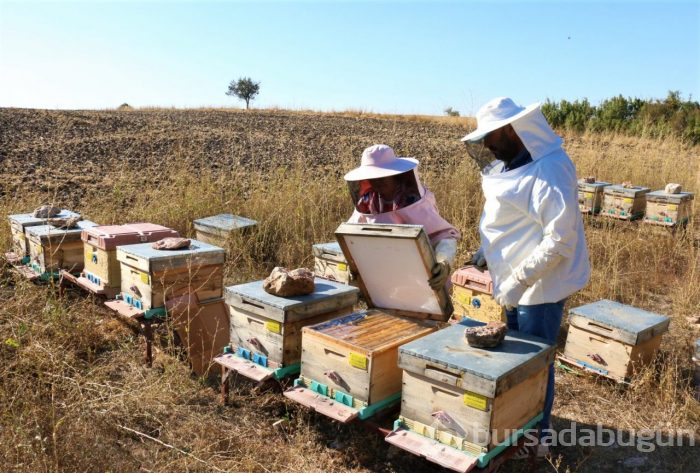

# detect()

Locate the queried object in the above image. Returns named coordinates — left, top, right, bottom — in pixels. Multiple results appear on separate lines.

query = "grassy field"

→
left=0, top=108, right=698, bottom=472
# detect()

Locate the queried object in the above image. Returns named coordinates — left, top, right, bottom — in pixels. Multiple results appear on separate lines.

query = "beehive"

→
left=451, top=266, right=504, bottom=323
left=7, top=209, right=80, bottom=264
left=284, top=223, right=452, bottom=422
left=222, top=278, right=359, bottom=381
left=193, top=214, right=257, bottom=247
left=112, top=240, right=225, bottom=318
left=643, top=190, right=694, bottom=227
left=78, top=223, right=180, bottom=296
left=26, top=220, right=98, bottom=278
left=312, top=241, right=355, bottom=285
left=601, top=184, right=650, bottom=220
left=386, top=319, right=554, bottom=468
left=577, top=179, right=610, bottom=214
left=562, top=300, right=669, bottom=382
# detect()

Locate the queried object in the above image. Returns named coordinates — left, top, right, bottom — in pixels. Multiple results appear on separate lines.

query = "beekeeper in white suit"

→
left=344, top=144, right=461, bottom=289
left=462, top=97, right=591, bottom=457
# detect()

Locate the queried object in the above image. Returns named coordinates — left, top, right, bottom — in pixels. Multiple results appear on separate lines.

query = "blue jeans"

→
left=505, top=299, right=565, bottom=440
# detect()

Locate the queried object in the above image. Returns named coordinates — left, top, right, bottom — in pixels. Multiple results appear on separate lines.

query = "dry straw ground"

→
left=0, top=108, right=698, bottom=472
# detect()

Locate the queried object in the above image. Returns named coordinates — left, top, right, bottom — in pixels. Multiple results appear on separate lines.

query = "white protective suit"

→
left=480, top=108, right=591, bottom=306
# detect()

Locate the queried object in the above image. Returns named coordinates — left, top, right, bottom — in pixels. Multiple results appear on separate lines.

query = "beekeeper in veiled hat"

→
left=344, top=144, right=461, bottom=289
left=461, top=97, right=591, bottom=457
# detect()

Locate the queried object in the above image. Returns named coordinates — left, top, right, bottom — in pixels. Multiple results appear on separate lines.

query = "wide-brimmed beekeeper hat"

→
left=344, top=144, right=418, bottom=181
left=461, top=97, right=541, bottom=143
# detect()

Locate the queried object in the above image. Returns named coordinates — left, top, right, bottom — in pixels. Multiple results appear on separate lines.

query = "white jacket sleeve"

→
left=513, top=170, right=579, bottom=287
left=434, top=238, right=458, bottom=266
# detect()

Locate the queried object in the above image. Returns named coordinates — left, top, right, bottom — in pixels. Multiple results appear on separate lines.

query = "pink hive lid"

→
left=82, top=222, right=179, bottom=250
left=451, top=266, right=494, bottom=294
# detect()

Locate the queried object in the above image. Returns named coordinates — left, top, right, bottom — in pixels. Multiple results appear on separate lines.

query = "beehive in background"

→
left=7, top=209, right=80, bottom=264
left=601, top=184, right=650, bottom=220
left=451, top=266, right=505, bottom=323
left=26, top=220, right=98, bottom=278
left=643, top=190, right=694, bottom=227
left=577, top=179, right=610, bottom=214
left=285, top=224, right=452, bottom=422
left=312, top=241, right=356, bottom=285
left=114, top=240, right=225, bottom=318
left=387, top=319, right=554, bottom=461
left=222, top=278, right=359, bottom=381
left=79, top=223, right=179, bottom=297
left=562, top=300, right=669, bottom=382
left=193, top=214, right=257, bottom=247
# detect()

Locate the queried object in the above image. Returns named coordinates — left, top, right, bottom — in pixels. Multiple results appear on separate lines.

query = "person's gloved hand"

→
left=470, top=247, right=487, bottom=268
left=494, top=274, right=527, bottom=310
left=428, top=261, right=451, bottom=290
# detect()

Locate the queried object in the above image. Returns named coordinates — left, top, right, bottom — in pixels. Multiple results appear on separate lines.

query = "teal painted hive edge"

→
left=292, top=378, right=401, bottom=420
left=273, top=363, right=301, bottom=380
left=30, top=263, right=61, bottom=281
left=392, top=412, right=544, bottom=468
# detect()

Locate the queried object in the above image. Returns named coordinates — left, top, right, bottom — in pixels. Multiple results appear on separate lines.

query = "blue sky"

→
left=1, top=1, right=698, bottom=115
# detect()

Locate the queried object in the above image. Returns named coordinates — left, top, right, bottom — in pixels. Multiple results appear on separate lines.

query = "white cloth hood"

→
left=511, top=108, right=564, bottom=161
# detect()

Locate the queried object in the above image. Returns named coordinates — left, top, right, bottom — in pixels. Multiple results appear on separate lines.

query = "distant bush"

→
left=541, top=91, right=700, bottom=144
left=117, top=103, right=133, bottom=111
left=444, top=107, right=460, bottom=117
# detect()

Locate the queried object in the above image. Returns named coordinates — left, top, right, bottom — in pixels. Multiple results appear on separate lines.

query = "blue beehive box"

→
left=392, top=319, right=554, bottom=455
left=563, top=299, right=669, bottom=381
left=221, top=278, right=359, bottom=381
left=193, top=214, right=257, bottom=247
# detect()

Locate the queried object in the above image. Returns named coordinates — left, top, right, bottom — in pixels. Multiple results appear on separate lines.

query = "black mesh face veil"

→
left=463, top=139, right=498, bottom=172
left=348, top=170, right=421, bottom=214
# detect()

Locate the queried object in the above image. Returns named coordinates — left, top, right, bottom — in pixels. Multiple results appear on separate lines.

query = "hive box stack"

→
left=451, top=266, right=504, bottom=324
left=77, top=223, right=180, bottom=297
left=577, top=179, right=610, bottom=214
left=193, top=214, right=257, bottom=247
left=106, top=240, right=225, bottom=319
left=284, top=223, right=453, bottom=422
left=561, top=300, right=669, bottom=382
left=601, top=184, right=650, bottom=220
left=6, top=209, right=80, bottom=265
left=26, top=220, right=98, bottom=279
left=312, top=241, right=356, bottom=285
left=643, top=190, right=694, bottom=227
left=386, top=319, right=554, bottom=471
left=219, top=278, right=359, bottom=381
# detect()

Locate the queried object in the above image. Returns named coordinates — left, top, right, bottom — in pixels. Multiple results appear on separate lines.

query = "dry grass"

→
left=0, top=108, right=698, bottom=472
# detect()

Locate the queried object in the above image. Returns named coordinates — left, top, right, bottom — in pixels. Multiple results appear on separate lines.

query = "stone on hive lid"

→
left=621, top=181, right=634, bottom=188
left=47, top=216, right=82, bottom=229
left=33, top=205, right=61, bottom=218
left=151, top=237, right=191, bottom=250
left=583, top=176, right=596, bottom=184
left=263, top=267, right=315, bottom=297
left=664, top=183, right=682, bottom=194
left=464, top=321, right=507, bottom=348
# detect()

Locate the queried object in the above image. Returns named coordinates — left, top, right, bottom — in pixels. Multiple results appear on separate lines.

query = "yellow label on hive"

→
left=463, top=391, right=488, bottom=411
left=265, top=320, right=281, bottom=334
left=140, top=272, right=149, bottom=284
left=623, top=198, right=634, bottom=203
left=349, top=352, right=368, bottom=370
left=668, top=204, right=678, bottom=210
left=337, top=263, right=348, bottom=271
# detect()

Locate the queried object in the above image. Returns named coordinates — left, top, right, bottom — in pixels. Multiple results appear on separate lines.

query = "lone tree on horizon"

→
left=226, top=77, right=260, bottom=109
